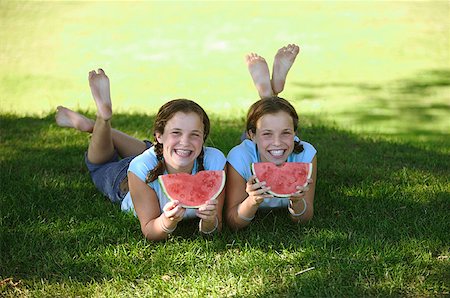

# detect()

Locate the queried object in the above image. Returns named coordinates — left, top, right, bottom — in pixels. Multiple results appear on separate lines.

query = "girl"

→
left=56, top=69, right=226, bottom=241
left=225, top=44, right=317, bottom=230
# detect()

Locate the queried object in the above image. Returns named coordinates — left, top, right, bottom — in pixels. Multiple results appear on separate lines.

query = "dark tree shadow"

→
left=1, top=110, right=448, bottom=295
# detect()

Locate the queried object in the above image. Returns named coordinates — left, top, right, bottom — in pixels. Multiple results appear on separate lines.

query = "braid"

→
left=145, top=142, right=166, bottom=183
left=196, top=147, right=205, bottom=172
left=293, top=139, right=304, bottom=154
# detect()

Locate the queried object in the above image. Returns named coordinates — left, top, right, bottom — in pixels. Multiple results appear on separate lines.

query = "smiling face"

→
left=155, top=111, right=204, bottom=174
left=249, top=111, right=295, bottom=165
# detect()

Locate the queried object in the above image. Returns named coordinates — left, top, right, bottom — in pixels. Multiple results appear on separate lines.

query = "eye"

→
left=171, top=131, right=181, bottom=136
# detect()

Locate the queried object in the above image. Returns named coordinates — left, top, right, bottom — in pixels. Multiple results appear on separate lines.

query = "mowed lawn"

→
left=1, top=1, right=449, bottom=297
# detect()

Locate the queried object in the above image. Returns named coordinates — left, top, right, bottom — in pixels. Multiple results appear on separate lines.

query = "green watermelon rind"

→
left=158, top=170, right=226, bottom=209
left=251, top=162, right=312, bottom=198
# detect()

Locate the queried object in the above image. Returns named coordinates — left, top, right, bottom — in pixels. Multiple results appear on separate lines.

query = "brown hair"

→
left=145, top=99, right=210, bottom=183
left=246, top=96, right=303, bottom=153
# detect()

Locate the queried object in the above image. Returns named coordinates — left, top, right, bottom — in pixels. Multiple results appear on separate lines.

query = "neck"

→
left=165, top=162, right=195, bottom=175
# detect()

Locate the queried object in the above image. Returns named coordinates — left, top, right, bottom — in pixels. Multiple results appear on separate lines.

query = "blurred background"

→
left=1, top=1, right=449, bottom=142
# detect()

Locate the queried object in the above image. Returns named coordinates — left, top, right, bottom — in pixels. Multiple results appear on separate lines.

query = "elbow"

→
left=224, top=212, right=244, bottom=232
left=141, top=225, right=167, bottom=242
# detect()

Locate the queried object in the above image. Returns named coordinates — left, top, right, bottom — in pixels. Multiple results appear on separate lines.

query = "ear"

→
left=248, top=130, right=255, bottom=142
left=155, top=132, right=163, bottom=144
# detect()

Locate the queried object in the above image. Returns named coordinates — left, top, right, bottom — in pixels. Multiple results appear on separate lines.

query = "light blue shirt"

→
left=227, top=138, right=317, bottom=209
left=121, top=146, right=226, bottom=218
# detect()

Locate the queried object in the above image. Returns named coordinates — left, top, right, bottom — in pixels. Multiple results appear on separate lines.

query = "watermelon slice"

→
left=251, top=162, right=312, bottom=197
left=158, top=170, right=225, bottom=208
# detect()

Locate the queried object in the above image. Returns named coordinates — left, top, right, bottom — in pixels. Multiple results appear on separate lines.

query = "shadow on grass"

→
left=292, top=68, right=450, bottom=148
left=1, top=111, right=449, bottom=295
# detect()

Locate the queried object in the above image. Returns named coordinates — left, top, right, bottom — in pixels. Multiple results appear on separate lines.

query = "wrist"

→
left=160, top=214, right=177, bottom=234
left=288, top=198, right=307, bottom=217
left=199, top=216, right=218, bottom=234
left=237, top=202, right=256, bottom=222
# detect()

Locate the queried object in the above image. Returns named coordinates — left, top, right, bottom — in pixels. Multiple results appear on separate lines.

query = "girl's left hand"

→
left=289, top=178, right=313, bottom=203
left=196, top=199, right=218, bottom=224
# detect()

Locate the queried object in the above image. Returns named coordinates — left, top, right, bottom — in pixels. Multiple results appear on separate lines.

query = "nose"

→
left=273, top=135, right=281, bottom=146
left=179, top=133, right=189, bottom=145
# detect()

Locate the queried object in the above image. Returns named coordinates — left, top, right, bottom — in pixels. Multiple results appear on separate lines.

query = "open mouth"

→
left=268, top=149, right=285, bottom=158
left=174, top=149, right=193, bottom=158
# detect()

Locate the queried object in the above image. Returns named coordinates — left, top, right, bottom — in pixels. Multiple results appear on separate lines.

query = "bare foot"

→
left=89, top=69, right=112, bottom=120
left=55, top=106, right=94, bottom=132
left=271, top=44, right=300, bottom=95
left=246, top=53, right=273, bottom=98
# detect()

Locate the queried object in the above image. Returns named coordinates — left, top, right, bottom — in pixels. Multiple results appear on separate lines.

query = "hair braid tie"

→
left=293, top=140, right=304, bottom=154
left=196, top=147, right=205, bottom=172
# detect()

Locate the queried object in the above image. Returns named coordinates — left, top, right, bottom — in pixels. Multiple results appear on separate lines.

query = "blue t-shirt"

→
left=121, top=146, right=226, bottom=218
left=227, top=138, right=317, bottom=209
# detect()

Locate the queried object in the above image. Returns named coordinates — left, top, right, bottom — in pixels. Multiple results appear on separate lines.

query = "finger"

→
left=290, top=192, right=305, bottom=198
left=198, top=205, right=216, bottom=212
left=247, top=181, right=267, bottom=193
left=163, top=200, right=180, bottom=212
left=295, top=185, right=309, bottom=193
left=173, top=208, right=185, bottom=220
left=247, top=175, right=259, bottom=184
left=251, top=187, right=272, bottom=196
left=203, top=200, right=218, bottom=208
left=165, top=205, right=182, bottom=218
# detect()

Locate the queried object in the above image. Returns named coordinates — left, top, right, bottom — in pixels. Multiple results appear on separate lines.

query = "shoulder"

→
left=128, top=147, right=158, bottom=181
left=227, top=139, right=256, bottom=162
left=203, top=146, right=226, bottom=170
left=204, top=146, right=226, bottom=159
left=300, top=140, right=316, bottom=155
left=226, top=140, right=256, bottom=180
left=290, top=140, right=317, bottom=163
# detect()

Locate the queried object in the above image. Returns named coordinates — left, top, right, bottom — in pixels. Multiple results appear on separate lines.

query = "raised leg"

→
left=56, top=106, right=94, bottom=132
left=246, top=53, right=273, bottom=99
left=271, top=44, right=300, bottom=95
left=86, top=69, right=115, bottom=164
left=56, top=105, right=148, bottom=158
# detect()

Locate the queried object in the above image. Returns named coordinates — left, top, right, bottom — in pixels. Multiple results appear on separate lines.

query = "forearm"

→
left=226, top=196, right=260, bottom=231
left=199, top=216, right=221, bottom=234
left=141, top=214, right=178, bottom=241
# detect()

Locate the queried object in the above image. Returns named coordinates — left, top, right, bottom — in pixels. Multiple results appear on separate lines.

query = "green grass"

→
left=1, top=112, right=449, bottom=297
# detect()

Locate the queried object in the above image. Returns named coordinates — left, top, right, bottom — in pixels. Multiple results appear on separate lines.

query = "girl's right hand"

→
left=162, top=200, right=185, bottom=223
left=246, top=175, right=273, bottom=205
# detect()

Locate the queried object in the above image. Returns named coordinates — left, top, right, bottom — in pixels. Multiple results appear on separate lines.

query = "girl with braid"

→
left=225, top=44, right=317, bottom=230
left=56, top=69, right=226, bottom=241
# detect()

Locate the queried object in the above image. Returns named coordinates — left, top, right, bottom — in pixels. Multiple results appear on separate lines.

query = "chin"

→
left=266, top=156, right=287, bottom=165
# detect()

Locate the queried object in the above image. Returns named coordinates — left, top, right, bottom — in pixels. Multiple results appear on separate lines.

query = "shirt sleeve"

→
left=226, top=140, right=254, bottom=181
left=298, top=141, right=317, bottom=162
left=127, top=148, right=158, bottom=184
left=203, top=147, right=226, bottom=170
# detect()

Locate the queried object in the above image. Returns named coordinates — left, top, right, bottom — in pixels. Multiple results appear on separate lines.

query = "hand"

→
left=289, top=178, right=313, bottom=204
left=196, top=199, right=218, bottom=224
left=162, top=200, right=185, bottom=224
left=246, top=175, right=273, bottom=206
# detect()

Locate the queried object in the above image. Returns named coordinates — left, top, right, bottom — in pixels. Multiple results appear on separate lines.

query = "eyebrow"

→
left=170, top=128, right=203, bottom=134
left=259, top=128, right=293, bottom=132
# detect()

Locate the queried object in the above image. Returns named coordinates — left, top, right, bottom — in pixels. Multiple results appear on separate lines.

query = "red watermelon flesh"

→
left=158, top=170, right=225, bottom=208
left=251, top=162, right=312, bottom=197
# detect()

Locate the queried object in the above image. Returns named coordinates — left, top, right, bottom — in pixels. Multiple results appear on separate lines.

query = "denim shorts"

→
left=85, top=140, right=152, bottom=204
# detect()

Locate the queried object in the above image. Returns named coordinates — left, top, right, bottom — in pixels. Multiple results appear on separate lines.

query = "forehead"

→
left=166, top=111, right=203, bottom=130
left=256, top=111, right=294, bottom=130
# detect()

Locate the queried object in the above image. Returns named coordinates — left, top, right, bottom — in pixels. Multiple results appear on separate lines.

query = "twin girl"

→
left=56, top=44, right=317, bottom=241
